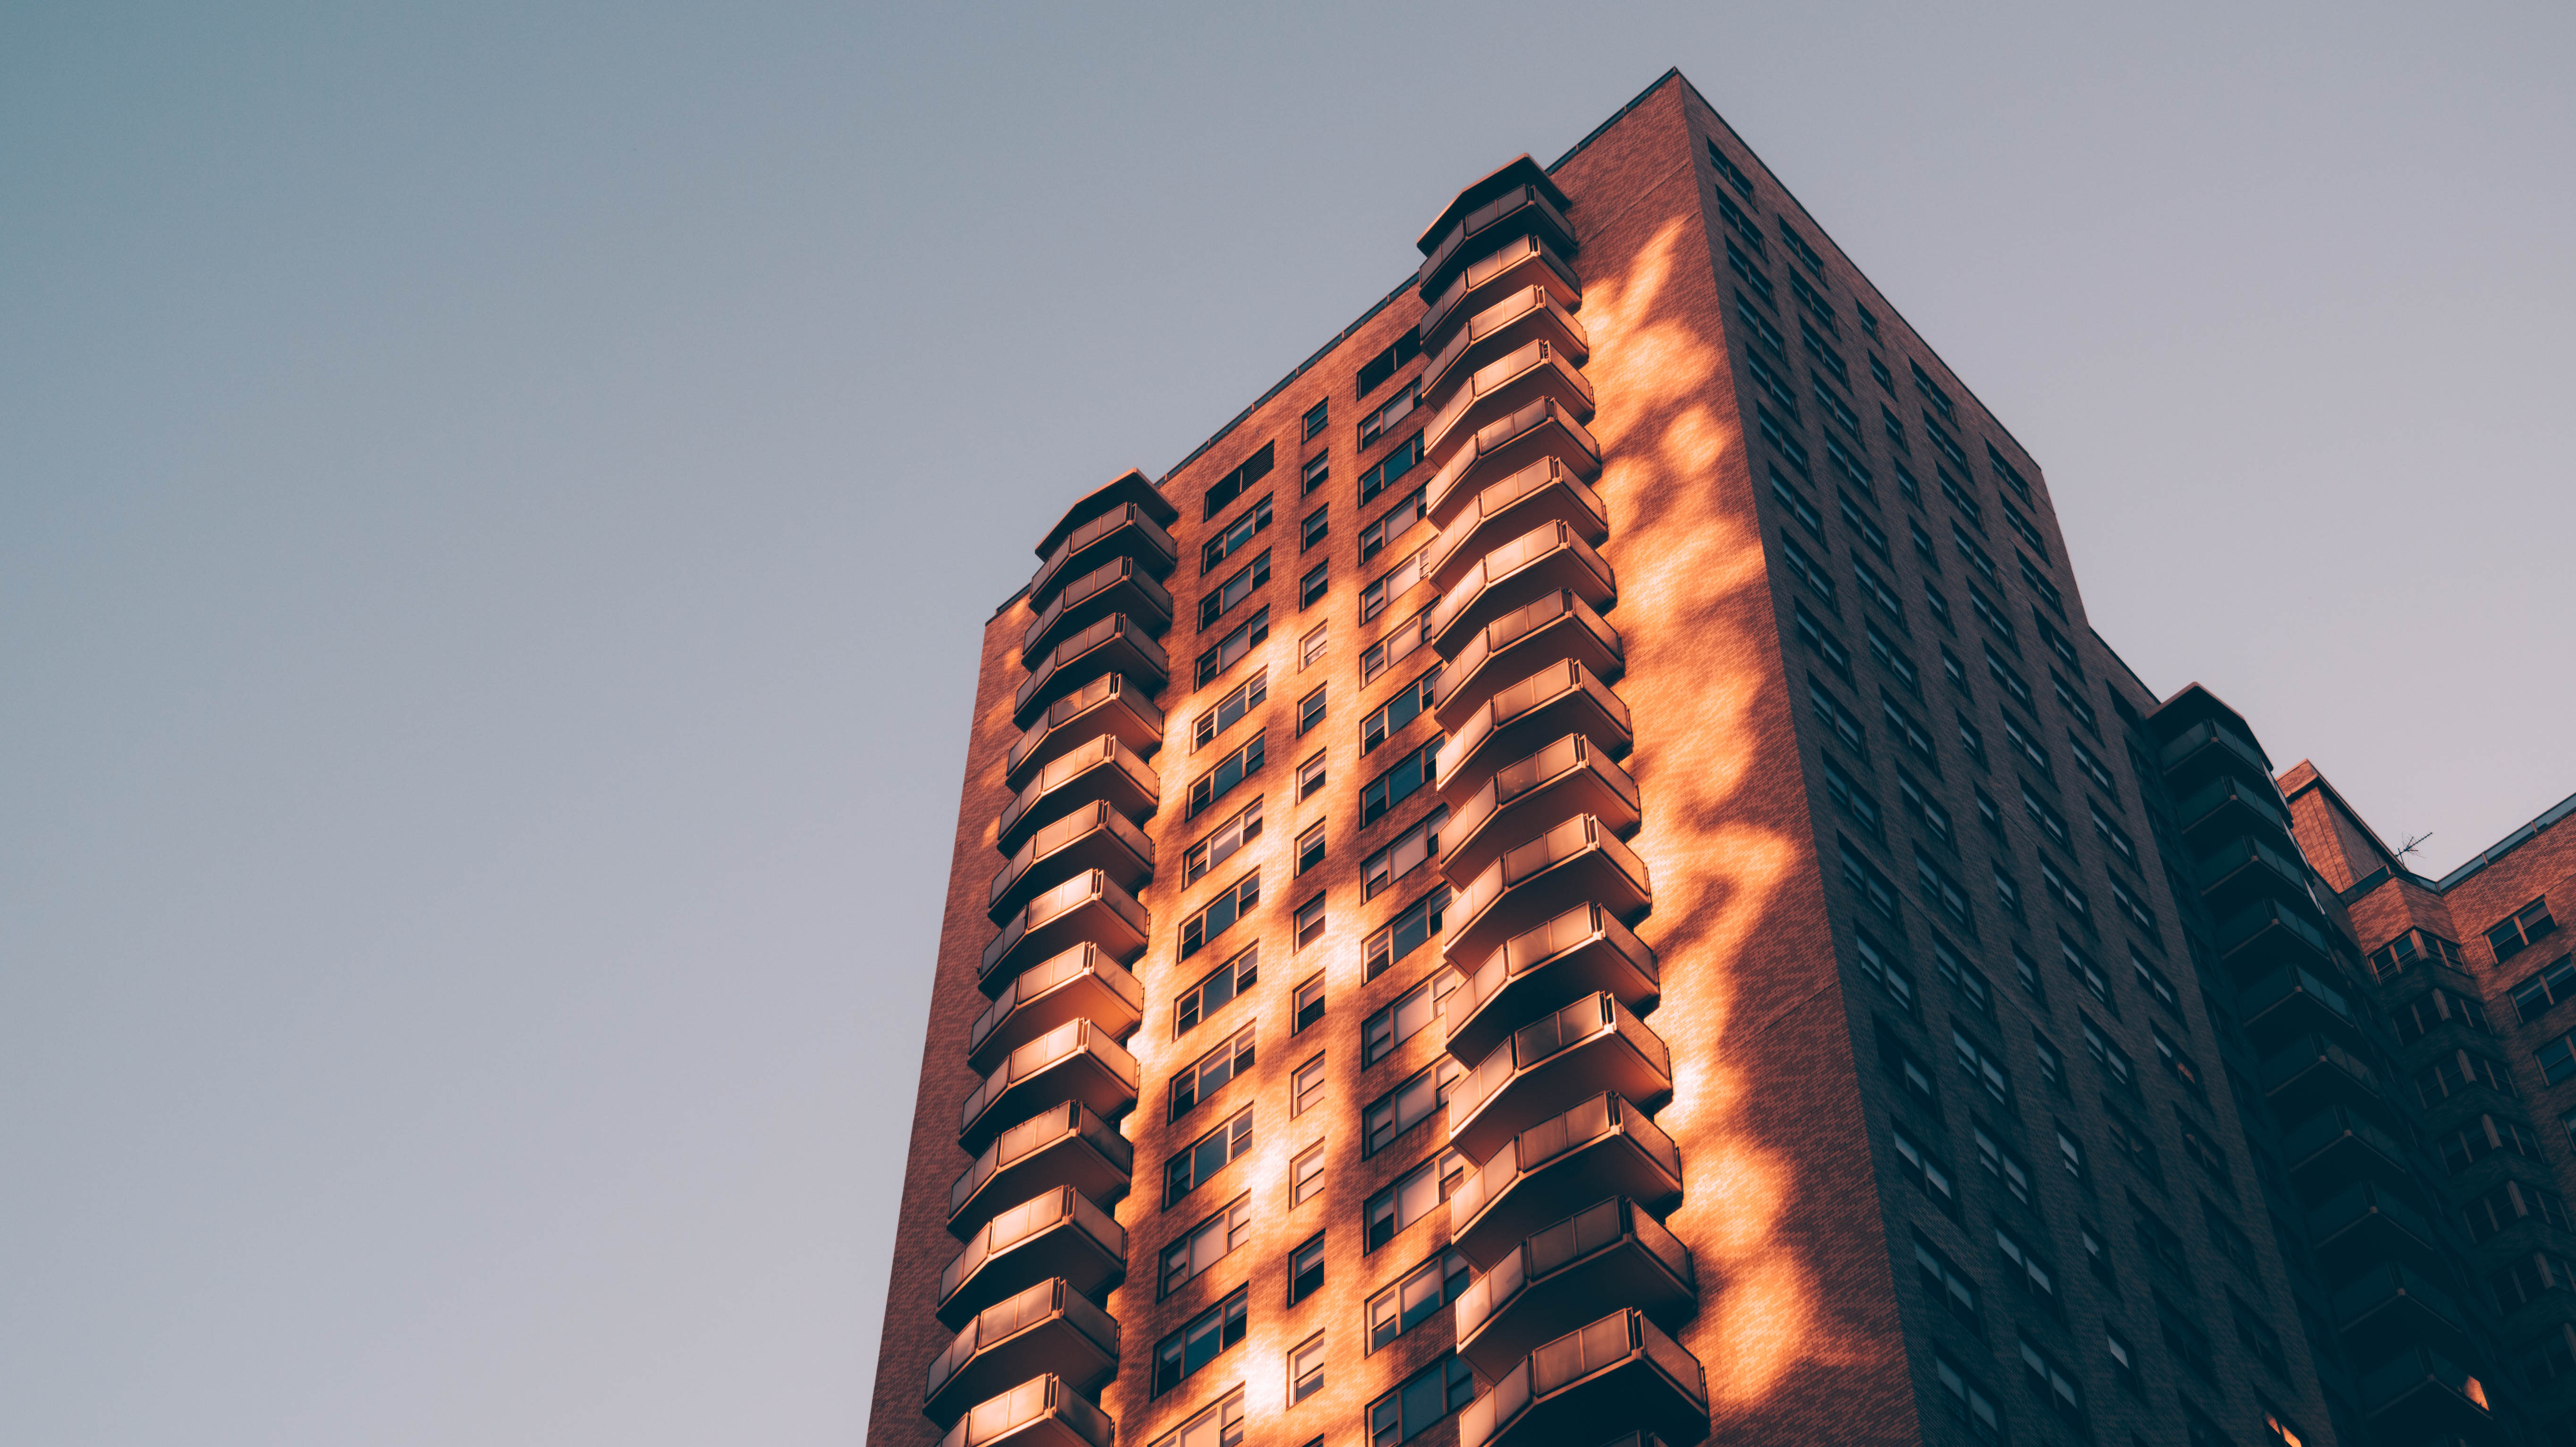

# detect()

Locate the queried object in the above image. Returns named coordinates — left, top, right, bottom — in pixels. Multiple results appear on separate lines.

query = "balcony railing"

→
left=968, top=942, right=1145, bottom=1077
left=1455, top=1308, right=1708, bottom=1447
left=923, top=1278, right=1119, bottom=1427
left=1447, top=993, right=1672, bottom=1160
left=1443, top=815, right=1652, bottom=968
left=1437, top=660, right=1631, bottom=803
left=2174, top=773, right=2294, bottom=848
left=1031, top=467, right=1177, bottom=571
left=1455, top=1197, right=1697, bottom=1378
left=988, top=800, right=1155, bottom=925
left=1435, top=588, right=1622, bottom=732
left=958, top=1018, right=1139, bottom=1153
left=2193, top=831, right=2318, bottom=915
left=1015, top=614, right=1169, bottom=726
left=1028, top=502, right=1177, bottom=612
left=1022, top=554, right=1174, bottom=664
left=2259, top=1036, right=2387, bottom=1120
left=2279, top=1105, right=2413, bottom=1195
left=2332, top=1261, right=2473, bottom=1363
left=934, top=1374, right=1116, bottom=1447
left=1424, top=456, right=1609, bottom=595
left=1420, top=232, right=1582, bottom=350
left=1421, top=283, right=1591, bottom=405
left=1007, top=674, right=1164, bottom=792
left=949, top=1101, right=1134, bottom=1240
left=2159, top=716, right=2275, bottom=785
left=2236, top=963, right=2359, bottom=1052
left=1423, top=396, right=1602, bottom=530
left=1449, top=1093, right=1682, bottom=1269
left=1443, top=734, right=1640, bottom=884
left=980, top=870, right=1151, bottom=994
left=937, top=1185, right=1128, bottom=1329
left=1417, top=183, right=1579, bottom=302
left=1428, top=519, right=1616, bottom=658
left=1422, top=340, right=1596, bottom=471
left=2356, top=1347, right=2491, bottom=1437
left=2306, top=1181, right=2443, bottom=1278
left=2214, top=896, right=2338, bottom=983
left=1445, top=902, right=1660, bottom=1064
left=996, top=736, right=1160, bottom=857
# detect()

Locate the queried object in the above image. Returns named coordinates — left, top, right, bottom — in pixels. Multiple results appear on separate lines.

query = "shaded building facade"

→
left=866, top=68, right=2564, bottom=1447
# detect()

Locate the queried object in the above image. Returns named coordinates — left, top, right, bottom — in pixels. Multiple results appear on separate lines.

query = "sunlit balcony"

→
left=1442, top=815, right=1652, bottom=970
left=934, top=1375, right=1116, bottom=1447
left=949, top=1101, right=1133, bottom=1241
left=1424, top=396, right=1602, bottom=530
left=1455, top=1198, right=1696, bottom=1378
left=1444, top=902, right=1660, bottom=1064
left=2215, top=896, right=2338, bottom=985
left=1447, top=993, right=1671, bottom=1162
left=2236, top=964, right=2361, bottom=1054
left=1424, top=457, right=1608, bottom=595
left=1007, top=675, right=1164, bottom=793
left=981, top=870, right=1151, bottom=993
left=2280, top=1105, right=2414, bottom=1198
left=1029, top=501, right=1178, bottom=614
left=2334, top=1262, right=2474, bottom=1365
left=1422, top=341, right=1595, bottom=474
left=1442, top=735, right=1639, bottom=884
left=2260, top=1036, right=2388, bottom=1122
left=2357, top=1347, right=2495, bottom=1445
left=1449, top=1093, right=1682, bottom=1269
left=1416, top=171, right=1578, bottom=304
left=2307, top=1181, right=2445, bottom=1280
left=996, top=736, right=1158, bottom=858
left=1427, top=519, right=1615, bottom=659
left=1023, top=555, right=1174, bottom=665
left=1436, top=660, right=1631, bottom=803
left=959, top=1019, right=1139, bottom=1154
left=1455, top=1308, right=1710, bottom=1447
left=968, top=943, right=1145, bottom=1077
left=1435, top=589, right=1623, bottom=731
left=1422, top=283, right=1590, bottom=406
left=1015, top=615, right=1169, bottom=727
left=1420, top=232, right=1582, bottom=352
left=937, top=1186, right=1128, bottom=1330
left=923, top=1278, right=1119, bottom=1427
left=989, top=800, right=1155, bottom=925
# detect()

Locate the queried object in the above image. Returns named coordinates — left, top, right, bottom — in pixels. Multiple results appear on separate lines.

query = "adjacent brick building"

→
left=866, top=68, right=2565, bottom=1447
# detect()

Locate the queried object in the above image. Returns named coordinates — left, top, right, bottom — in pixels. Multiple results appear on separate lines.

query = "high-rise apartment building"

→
left=866, top=68, right=2569, bottom=1447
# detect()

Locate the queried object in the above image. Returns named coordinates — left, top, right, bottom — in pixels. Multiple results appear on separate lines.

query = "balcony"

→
left=1455, top=1198, right=1697, bottom=1378
left=1007, top=675, right=1164, bottom=792
left=1421, top=283, right=1591, bottom=407
left=2280, top=1105, right=2415, bottom=1198
left=2334, top=1262, right=2474, bottom=1364
left=996, top=736, right=1159, bottom=858
left=2237, top=964, right=2362, bottom=1053
left=1443, top=735, right=1641, bottom=883
left=923, top=1278, right=1119, bottom=1427
left=2174, top=773, right=2295, bottom=853
left=958, top=1018, right=1139, bottom=1154
left=969, top=944, right=1144, bottom=1076
left=937, top=1186, right=1128, bottom=1330
left=1428, top=519, right=1616, bottom=659
left=2194, top=832, right=2320, bottom=919
left=1424, top=396, right=1603, bottom=530
left=1028, top=502, right=1177, bottom=614
left=2159, top=716, right=2277, bottom=793
left=1435, top=589, right=1624, bottom=731
left=1420, top=231, right=1582, bottom=351
left=1417, top=172, right=1579, bottom=304
left=1445, top=902, right=1660, bottom=1064
left=2359, top=1348, right=2495, bottom=1443
left=2261, top=1036, right=2388, bottom=1122
left=1443, top=815, right=1652, bottom=969
left=1022, top=554, right=1174, bottom=665
left=1437, top=660, right=1631, bottom=803
left=2307, top=1181, right=2445, bottom=1279
left=1425, top=457, right=1609, bottom=596
left=989, top=800, right=1155, bottom=925
left=1449, top=1093, right=1683, bottom=1269
left=1422, top=340, right=1596, bottom=474
left=1015, top=615, right=1169, bottom=727
left=949, top=1101, right=1134, bottom=1240
left=1449, top=992, right=1671, bottom=1164
left=2216, top=896, right=2339, bottom=985
left=1031, top=467, right=1178, bottom=571
left=934, top=1375, right=1116, bottom=1447
left=1456, top=1308, right=1710, bottom=1447
left=981, top=870, right=1151, bottom=994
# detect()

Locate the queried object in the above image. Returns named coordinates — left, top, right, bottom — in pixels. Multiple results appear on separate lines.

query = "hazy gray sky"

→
left=4, top=4, right=2568, bottom=1443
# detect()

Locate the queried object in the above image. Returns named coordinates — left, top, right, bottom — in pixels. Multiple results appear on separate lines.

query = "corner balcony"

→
left=996, top=736, right=1159, bottom=858
left=989, top=800, right=1155, bottom=926
left=1424, top=396, right=1602, bottom=530
left=2237, top=963, right=2361, bottom=1054
left=968, top=943, right=1145, bottom=1077
left=1015, top=615, right=1169, bottom=728
left=923, top=1278, right=1119, bottom=1428
left=1436, top=660, right=1631, bottom=803
left=1424, top=456, right=1609, bottom=595
left=1421, top=283, right=1591, bottom=406
left=1445, top=902, right=1660, bottom=1064
left=1448, top=992, right=1672, bottom=1164
left=1455, top=1308, right=1710, bottom=1447
left=1421, top=340, right=1596, bottom=475
left=1032, top=467, right=1178, bottom=570
left=1023, top=554, right=1174, bottom=665
left=1449, top=1093, right=1682, bottom=1269
left=1442, top=815, right=1652, bottom=969
left=1029, top=501, right=1177, bottom=614
left=1417, top=172, right=1579, bottom=304
left=1435, top=589, right=1624, bottom=732
left=958, top=1018, right=1139, bottom=1154
left=2215, top=896, right=2338, bottom=986
left=2158, top=716, right=2277, bottom=794
left=2333, top=1262, right=2474, bottom=1365
left=1455, top=1198, right=1696, bottom=1379
left=2357, top=1347, right=2496, bottom=1445
left=937, top=1185, right=1128, bottom=1330
left=2280, top=1105, right=2414, bottom=1197
left=2306, top=1181, right=2445, bottom=1280
left=2259, top=1036, right=2388, bottom=1123
left=1427, top=519, right=1616, bottom=659
left=2193, top=832, right=2321, bottom=920
left=1420, top=231, right=1582, bottom=352
left=1006, top=675, right=1164, bottom=793
left=935, top=1375, right=1116, bottom=1447
left=981, top=870, right=1151, bottom=994
left=2174, top=774, right=2295, bottom=854
left=1442, top=734, right=1640, bottom=884
left=949, top=1101, right=1134, bottom=1241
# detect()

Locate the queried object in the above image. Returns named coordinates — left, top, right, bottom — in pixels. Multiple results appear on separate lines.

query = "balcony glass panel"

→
left=938, top=1185, right=1128, bottom=1329
left=1420, top=233, right=1582, bottom=349
left=1454, top=1308, right=1708, bottom=1447
left=923, top=1278, right=1120, bottom=1426
left=1436, top=660, right=1631, bottom=803
left=1449, top=1094, right=1682, bottom=1268
left=1424, top=457, right=1609, bottom=595
left=1417, top=184, right=1579, bottom=301
left=1423, top=341, right=1596, bottom=471
left=980, top=869, right=1152, bottom=993
left=996, top=737, right=1159, bottom=857
left=1422, top=283, right=1591, bottom=404
left=1435, top=589, right=1623, bottom=732
left=1007, top=676, right=1164, bottom=792
left=1427, top=520, right=1616, bottom=658
left=989, top=800, right=1156, bottom=924
left=1448, top=992, right=1671, bottom=1159
left=1445, top=902, right=1660, bottom=1064
left=968, top=943, right=1145, bottom=1077
left=1441, top=815, right=1652, bottom=970
left=958, top=1018, right=1140, bottom=1152
left=1023, top=555, right=1174, bottom=663
left=1029, top=502, right=1178, bottom=610
left=1424, top=397, right=1603, bottom=529
left=949, top=1102, right=1134, bottom=1239
left=1442, top=734, right=1640, bottom=885
left=1015, top=615, right=1169, bottom=725
left=935, top=1374, right=1116, bottom=1447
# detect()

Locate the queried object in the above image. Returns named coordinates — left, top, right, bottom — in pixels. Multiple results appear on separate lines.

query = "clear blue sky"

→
left=3, top=4, right=2568, bottom=1443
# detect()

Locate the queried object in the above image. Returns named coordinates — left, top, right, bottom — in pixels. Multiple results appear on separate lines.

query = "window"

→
left=1362, top=667, right=1440, bottom=753
left=1841, top=835, right=1900, bottom=919
left=2440, top=1114, right=2543, bottom=1174
left=2133, top=1192, right=2189, bottom=1277
left=1293, top=974, right=1325, bottom=1033
left=1726, top=237, right=1774, bottom=306
left=1778, top=530, right=1834, bottom=602
left=1193, top=670, right=1269, bottom=750
left=1152, top=1285, right=1248, bottom=1396
left=1985, top=644, right=2033, bottom=712
left=1930, top=935, right=1991, bottom=1016
left=1774, top=468, right=1825, bottom=538
left=2205, top=1197, right=2257, bottom=1275
left=1892, top=1121, right=1961, bottom=1218
left=1796, top=600, right=1853, bottom=681
left=1987, top=443, right=2035, bottom=508
left=1298, top=561, right=1328, bottom=608
left=1957, top=714, right=1987, bottom=766
left=1199, top=551, right=1271, bottom=630
left=1814, top=376, right=1860, bottom=435
left=2104, top=1107, right=2161, bottom=1183
left=1881, top=405, right=1911, bottom=457
left=1882, top=1023, right=1940, bottom=1115
left=2022, top=553, right=2065, bottom=617
left=1853, top=556, right=1907, bottom=622
left=1147, top=1389, right=1243, bottom=1447
left=1299, top=623, right=1328, bottom=670
left=1869, top=352, right=1893, bottom=390
left=1746, top=348, right=1799, bottom=415
left=1295, top=685, right=1326, bottom=737
left=1923, top=581, right=1954, bottom=633
left=2108, top=876, right=2156, bottom=936
left=1822, top=750, right=1882, bottom=837
left=1288, top=1234, right=1325, bottom=1302
left=1359, top=610, right=1428, bottom=684
left=1298, top=506, right=1330, bottom=556
left=1364, top=886, right=1450, bottom=982
left=2417, top=1047, right=2518, bottom=1106
left=1367, top=1354, right=1474, bottom=1447
left=1358, top=381, right=1417, bottom=449
left=2014, top=941, right=2044, bottom=1001
left=1291, top=1052, right=1326, bottom=1116
left=1172, top=1025, right=1257, bottom=1120
left=1916, top=849, right=1971, bottom=928
left=1203, top=444, right=1276, bottom=520
left=1359, top=485, right=1426, bottom=563
left=1975, top=1122, right=2034, bottom=1206
left=1896, top=771, right=1950, bottom=847
left=1295, top=749, right=1325, bottom=801
left=1992, top=863, right=2023, bottom=920
left=2492, top=897, right=2562, bottom=962
left=1366, top=1248, right=1472, bottom=1350
left=1356, top=328, right=1421, bottom=397
left=2466, top=1180, right=2575, bottom=1242
left=2393, top=987, right=2490, bottom=1043
left=2018, top=1333, right=2085, bottom=1428
left=1707, top=140, right=1754, bottom=197
left=1165, top=1107, right=1253, bottom=1206
left=2067, top=732, right=2116, bottom=793
left=1360, top=741, right=1435, bottom=826
left=1181, top=872, right=1260, bottom=958
left=2022, top=1030, right=2067, bottom=1104
left=2080, top=1220, right=2113, bottom=1286
left=1162, top=1196, right=1254, bottom=1297
left=2035, top=614, right=2080, bottom=673
left=1358, top=548, right=1424, bottom=624
left=1291, top=1141, right=1325, bottom=1204
left=2064, top=941, right=2116, bottom=1013
left=2107, top=1326, right=2141, bottom=1397
left=1811, top=676, right=1867, bottom=753
left=1185, top=798, right=1264, bottom=885
left=2020, top=784, right=2070, bottom=852
left=1924, top=414, right=1971, bottom=470
left=1301, top=451, right=1330, bottom=496
left=1363, top=970, right=1455, bottom=1065
left=1303, top=399, right=1329, bottom=441
left=2135, top=949, right=2182, bottom=1015
left=1365, top=1057, right=1462, bottom=1156
left=2511, top=954, right=2576, bottom=1024
left=1914, top=1230, right=1980, bottom=1322
left=1364, top=1150, right=1464, bottom=1251
left=1201, top=494, right=1274, bottom=574
left=1289, top=1334, right=1326, bottom=1403
left=2056, top=1124, right=2091, bottom=1184
left=2491, top=1249, right=2576, bottom=1311
left=1955, top=1027, right=2014, bottom=1108
left=2002, top=715, right=2049, bottom=775
left=2092, top=801, right=2138, bottom=868
left=1363, top=805, right=1447, bottom=899
left=1356, top=432, right=1424, bottom=505
left=1293, top=891, right=1326, bottom=950
left=1940, top=645, right=1968, bottom=694
left=1868, top=621, right=1919, bottom=696
left=1716, top=189, right=1765, bottom=253
left=2177, top=1108, right=2231, bottom=1190
left=1855, top=928, right=1918, bottom=1013
left=1788, top=268, right=1836, bottom=329
left=2370, top=927, right=2466, bottom=981
left=1803, top=316, right=1847, bottom=380
left=1758, top=406, right=1810, bottom=477
left=1935, top=1352, right=2003, bottom=1443
left=2231, top=1292, right=2288, bottom=1378
left=1177, top=946, right=1260, bottom=1038
left=1194, top=605, right=1270, bottom=688
left=1883, top=693, right=1937, bottom=767
left=1295, top=820, right=1326, bottom=876
left=2154, top=1023, right=2207, bottom=1099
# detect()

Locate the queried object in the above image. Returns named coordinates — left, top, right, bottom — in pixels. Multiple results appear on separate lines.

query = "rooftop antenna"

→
left=2397, top=831, right=2433, bottom=861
